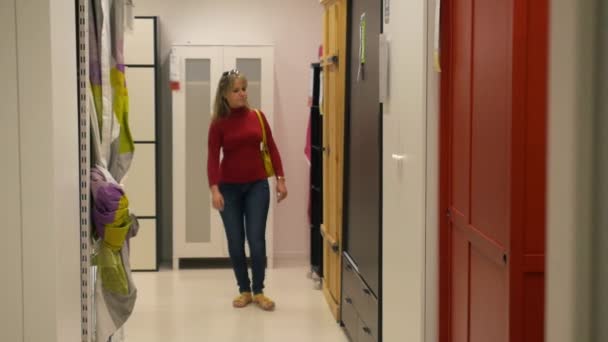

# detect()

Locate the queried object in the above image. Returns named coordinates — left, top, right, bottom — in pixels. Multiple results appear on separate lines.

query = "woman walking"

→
left=207, top=69, right=288, bottom=311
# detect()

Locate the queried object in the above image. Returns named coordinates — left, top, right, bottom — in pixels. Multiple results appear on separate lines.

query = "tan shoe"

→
left=232, top=292, right=253, bottom=308
left=253, top=293, right=276, bottom=311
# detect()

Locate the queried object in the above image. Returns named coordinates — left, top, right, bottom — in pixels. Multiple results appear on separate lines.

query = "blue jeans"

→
left=219, top=179, right=270, bottom=294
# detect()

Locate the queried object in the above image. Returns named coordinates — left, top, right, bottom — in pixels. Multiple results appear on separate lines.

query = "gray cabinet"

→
left=342, top=0, right=381, bottom=340
left=342, top=255, right=378, bottom=342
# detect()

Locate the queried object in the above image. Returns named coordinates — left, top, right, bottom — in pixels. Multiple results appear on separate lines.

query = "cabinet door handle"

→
left=325, top=55, right=339, bottom=66
left=320, top=226, right=339, bottom=254
left=363, top=327, right=372, bottom=335
left=362, top=288, right=371, bottom=296
left=391, top=153, right=406, bottom=161
left=331, top=243, right=339, bottom=254
left=345, top=297, right=353, bottom=304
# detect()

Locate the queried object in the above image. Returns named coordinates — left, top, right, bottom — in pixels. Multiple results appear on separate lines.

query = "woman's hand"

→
left=211, top=185, right=224, bottom=211
left=277, top=178, right=288, bottom=203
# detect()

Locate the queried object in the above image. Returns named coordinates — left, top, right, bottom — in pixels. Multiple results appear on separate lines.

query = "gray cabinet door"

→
left=346, top=0, right=382, bottom=295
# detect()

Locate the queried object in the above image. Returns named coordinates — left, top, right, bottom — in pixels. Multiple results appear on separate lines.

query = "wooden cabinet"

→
left=320, top=0, right=347, bottom=321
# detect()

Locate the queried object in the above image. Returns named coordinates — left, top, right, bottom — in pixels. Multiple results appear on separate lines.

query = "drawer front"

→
left=342, top=256, right=361, bottom=305
left=358, top=283, right=379, bottom=339
left=342, top=255, right=379, bottom=339
left=358, top=317, right=377, bottom=342
left=342, top=289, right=360, bottom=341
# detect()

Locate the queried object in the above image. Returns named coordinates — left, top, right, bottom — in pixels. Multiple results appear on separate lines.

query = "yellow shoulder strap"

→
left=254, top=109, right=268, bottom=145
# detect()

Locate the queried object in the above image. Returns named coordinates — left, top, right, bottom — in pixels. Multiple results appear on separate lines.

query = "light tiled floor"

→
left=124, top=266, right=349, bottom=342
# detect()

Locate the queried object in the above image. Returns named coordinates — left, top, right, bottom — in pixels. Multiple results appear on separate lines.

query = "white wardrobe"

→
left=171, top=45, right=276, bottom=269
left=122, top=17, right=160, bottom=271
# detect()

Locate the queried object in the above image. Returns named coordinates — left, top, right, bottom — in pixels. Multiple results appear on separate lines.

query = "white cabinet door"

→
left=222, top=46, right=274, bottom=121
left=125, top=67, right=155, bottom=141
left=172, top=46, right=226, bottom=262
left=172, top=45, right=276, bottom=268
left=123, top=143, right=156, bottom=217
left=130, top=219, right=157, bottom=270
left=124, top=19, right=155, bottom=65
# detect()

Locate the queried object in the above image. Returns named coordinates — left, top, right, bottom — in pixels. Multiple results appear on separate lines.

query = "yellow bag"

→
left=255, top=109, right=275, bottom=177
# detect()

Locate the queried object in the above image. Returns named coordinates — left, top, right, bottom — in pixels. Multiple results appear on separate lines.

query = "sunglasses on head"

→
left=222, top=69, right=240, bottom=77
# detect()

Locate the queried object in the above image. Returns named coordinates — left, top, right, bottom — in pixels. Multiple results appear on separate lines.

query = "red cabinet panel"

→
left=451, top=229, right=470, bottom=342
left=451, top=0, right=472, bottom=219
left=440, top=0, right=548, bottom=341
left=470, top=0, right=511, bottom=247
left=470, top=248, right=508, bottom=342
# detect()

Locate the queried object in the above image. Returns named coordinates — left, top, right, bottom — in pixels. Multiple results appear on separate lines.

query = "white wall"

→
left=49, top=0, right=81, bottom=338
left=132, top=0, right=323, bottom=263
left=0, top=0, right=81, bottom=341
left=546, top=0, right=598, bottom=341
left=382, top=0, right=429, bottom=341
left=0, top=0, right=24, bottom=340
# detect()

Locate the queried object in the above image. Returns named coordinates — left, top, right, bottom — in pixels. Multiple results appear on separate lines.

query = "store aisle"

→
left=124, top=266, right=349, bottom=342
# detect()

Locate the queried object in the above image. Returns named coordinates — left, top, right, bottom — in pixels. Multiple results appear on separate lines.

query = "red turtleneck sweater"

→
left=207, top=107, right=284, bottom=186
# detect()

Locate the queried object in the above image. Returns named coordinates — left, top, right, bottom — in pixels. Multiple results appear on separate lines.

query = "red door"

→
left=439, top=0, right=548, bottom=341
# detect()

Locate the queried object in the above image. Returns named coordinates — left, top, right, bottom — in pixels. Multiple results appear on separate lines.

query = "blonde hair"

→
left=212, top=71, right=249, bottom=121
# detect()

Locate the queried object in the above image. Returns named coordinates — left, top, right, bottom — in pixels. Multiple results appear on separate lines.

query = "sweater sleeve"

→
left=261, top=111, right=285, bottom=177
left=207, top=120, right=222, bottom=186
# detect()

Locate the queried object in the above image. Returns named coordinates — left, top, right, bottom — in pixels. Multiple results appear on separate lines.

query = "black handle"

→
left=331, top=243, right=339, bottom=253
left=363, top=288, right=371, bottom=296
left=345, top=297, right=353, bottom=304
left=326, top=55, right=339, bottom=65
left=362, top=327, right=372, bottom=335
